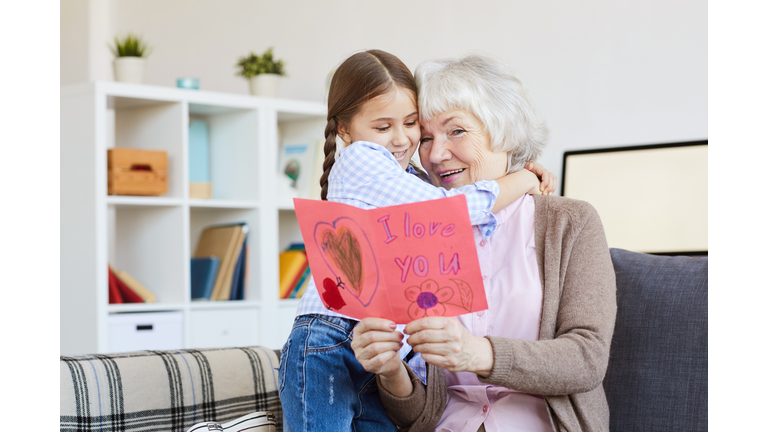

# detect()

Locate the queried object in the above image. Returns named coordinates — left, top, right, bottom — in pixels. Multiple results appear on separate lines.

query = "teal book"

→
left=191, top=256, right=219, bottom=300
left=189, top=120, right=210, bottom=183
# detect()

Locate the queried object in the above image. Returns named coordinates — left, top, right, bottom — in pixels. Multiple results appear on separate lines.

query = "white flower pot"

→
left=248, top=74, right=281, bottom=97
left=113, top=57, right=146, bottom=84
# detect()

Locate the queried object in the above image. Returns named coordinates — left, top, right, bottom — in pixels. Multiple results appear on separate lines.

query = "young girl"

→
left=278, top=50, right=555, bottom=432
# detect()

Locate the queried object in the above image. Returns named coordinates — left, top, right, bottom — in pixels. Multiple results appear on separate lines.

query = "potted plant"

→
left=109, top=34, right=152, bottom=84
left=236, top=48, right=286, bottom=97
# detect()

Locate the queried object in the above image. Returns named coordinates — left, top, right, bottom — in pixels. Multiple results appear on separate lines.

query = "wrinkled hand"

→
left=351, top=317, right=404, bottom=379
left=405, top=317, right=493, bottom=376
left=525, top=161, right=557, bottom=195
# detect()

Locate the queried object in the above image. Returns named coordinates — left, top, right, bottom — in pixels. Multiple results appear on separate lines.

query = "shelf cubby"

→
left=61, top=82, right=326, bottom=355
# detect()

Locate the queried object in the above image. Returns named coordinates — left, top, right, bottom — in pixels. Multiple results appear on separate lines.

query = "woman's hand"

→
left=525, top=161, right=557, bottom=195
left=352, top=318, right=414, bottom=397
left=405, top=317, right=494, bottom=377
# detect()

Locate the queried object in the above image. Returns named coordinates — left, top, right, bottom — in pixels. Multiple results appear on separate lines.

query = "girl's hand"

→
left=525, top=161, right=557, bottom=195
left=404, top=317, right=494, bottom=377
left=351, top=318, right=404, bottom=378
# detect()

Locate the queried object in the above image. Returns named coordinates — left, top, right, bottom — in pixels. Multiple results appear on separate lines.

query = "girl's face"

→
left=338, top=87, right=420, bottom=170
left=419, top=109, right=507, bottom=190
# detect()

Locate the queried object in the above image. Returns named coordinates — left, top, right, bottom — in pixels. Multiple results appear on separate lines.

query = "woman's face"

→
left=419, top=109, right=507, bottom=189
left=338, top=86, right=420, bottom=170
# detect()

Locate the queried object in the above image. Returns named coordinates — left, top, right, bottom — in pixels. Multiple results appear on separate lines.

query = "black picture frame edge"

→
left=560, top=139, right=708, bottom=197
left=559, top=139, right=708, bottom=257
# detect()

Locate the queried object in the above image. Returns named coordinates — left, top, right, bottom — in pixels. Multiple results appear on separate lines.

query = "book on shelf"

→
left=193, top=222, right=245, bottom=301
left=229, top=232, right=248, bottom=301
left=189, top=120, right=213, bottom=199
left=108, top=267, right=123, bottom=304
left=217, top=224, right=249, bottom=301
left=279, top=243, right=311, bottom=299
left=193, top=222, right=249, bottom=301
left=296, top=272, right=311, bottom=298
left=108, top=266, right=143, bottom=304
left=191, top=257, right=220, bottom=300
left=289, top=266, right=311, bottom=299
left=114, top=270, right=156, bottom=303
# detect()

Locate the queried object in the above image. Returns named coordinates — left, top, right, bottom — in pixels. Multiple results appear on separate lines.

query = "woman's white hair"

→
left=415, top=53, right=549, bottom=173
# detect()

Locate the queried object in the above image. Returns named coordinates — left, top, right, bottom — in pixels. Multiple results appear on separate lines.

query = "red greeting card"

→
left=294, top=195, right=487, bottom=324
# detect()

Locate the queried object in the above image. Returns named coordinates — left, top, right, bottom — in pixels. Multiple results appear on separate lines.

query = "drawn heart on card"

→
left=314, top=217, right=379, bottom=307
left=322, top=229, right=364, bottom=295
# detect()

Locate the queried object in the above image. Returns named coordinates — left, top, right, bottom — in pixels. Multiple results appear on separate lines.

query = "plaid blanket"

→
left=60, top=347, right=282, bottom=432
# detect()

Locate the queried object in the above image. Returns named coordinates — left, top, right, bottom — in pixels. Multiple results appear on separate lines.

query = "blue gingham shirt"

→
left=295, top=141, right=501, bottom=381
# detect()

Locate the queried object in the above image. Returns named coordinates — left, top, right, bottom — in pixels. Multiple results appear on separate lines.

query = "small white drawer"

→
left=108, top=311, right=183, bottom=353
left=189, top=308, right=259, bottom=349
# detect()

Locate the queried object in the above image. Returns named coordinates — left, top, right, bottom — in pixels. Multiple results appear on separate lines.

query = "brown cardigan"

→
left=378, top=195, right=617, bottom=432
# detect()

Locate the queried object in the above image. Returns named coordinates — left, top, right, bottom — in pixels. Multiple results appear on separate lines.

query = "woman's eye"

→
left=405, top=121, right=417, bottom=127
left=450, top=129, right=465, bottom=136
left=420, top=137, right=433, bottom=145
left=375, top=126, right=390, bottom=132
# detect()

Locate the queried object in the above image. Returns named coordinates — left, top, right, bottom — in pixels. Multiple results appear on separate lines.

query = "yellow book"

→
left=217, top=225, right=248, bottom=301
left=279, top=250, right=307, bottom=299
left=114, top=270, right=156, bottom=303
left=194, top=224, right=243, bottom=301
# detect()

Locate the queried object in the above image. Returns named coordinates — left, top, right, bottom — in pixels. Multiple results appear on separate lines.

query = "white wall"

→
left=62, top=0, right=707, bottom=190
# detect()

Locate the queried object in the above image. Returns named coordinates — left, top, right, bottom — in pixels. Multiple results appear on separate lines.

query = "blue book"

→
left=230, top=234, right=248, bottom=300
left=191, top=256, right=219, bottom=300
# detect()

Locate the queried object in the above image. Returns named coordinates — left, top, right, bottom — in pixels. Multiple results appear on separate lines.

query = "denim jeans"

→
left=278, top=314, right=398, bottom=432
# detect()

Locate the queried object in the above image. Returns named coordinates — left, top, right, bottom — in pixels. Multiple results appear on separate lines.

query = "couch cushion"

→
left=603, top=248, right=707, bottom=432
left=60, top=346, right=282, bottom=432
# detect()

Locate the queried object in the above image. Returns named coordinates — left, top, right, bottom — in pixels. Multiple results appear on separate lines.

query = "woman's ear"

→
left=337, top=122, right=352, bottom=145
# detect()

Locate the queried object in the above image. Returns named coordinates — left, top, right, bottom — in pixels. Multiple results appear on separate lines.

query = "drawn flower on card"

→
left=405, top=279, right=454, bottom=320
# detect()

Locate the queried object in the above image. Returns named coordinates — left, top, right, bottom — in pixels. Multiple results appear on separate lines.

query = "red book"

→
left=110, top=267, right=144, bottom=303
left=108, top=267, right=123, bottom=304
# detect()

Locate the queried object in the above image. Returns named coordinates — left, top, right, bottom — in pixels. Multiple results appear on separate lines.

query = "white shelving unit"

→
left=61, top=81, right=325, bottom=356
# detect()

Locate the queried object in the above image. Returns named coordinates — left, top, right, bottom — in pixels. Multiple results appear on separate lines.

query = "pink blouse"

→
left=435, top=195, right=554, bottom=432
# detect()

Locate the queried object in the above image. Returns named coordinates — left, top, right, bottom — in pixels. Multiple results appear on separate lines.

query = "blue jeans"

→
left=278, top=314, right=398, bottom=432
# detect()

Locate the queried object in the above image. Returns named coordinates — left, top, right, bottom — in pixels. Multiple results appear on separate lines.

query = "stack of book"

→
left=192, top=222, right=249, bottom=301
left=108, top=266, right=156, bottom=304
left=279, top=243, right=311, bottom=299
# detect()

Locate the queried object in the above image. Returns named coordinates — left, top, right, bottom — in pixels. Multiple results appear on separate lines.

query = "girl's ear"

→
left=337, top=122, right=352, bottom=145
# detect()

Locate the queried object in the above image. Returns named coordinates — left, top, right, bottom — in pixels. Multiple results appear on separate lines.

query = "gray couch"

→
left=60, top=248, right=707, bottom=432
left=603, top=248, right=708, bottom=431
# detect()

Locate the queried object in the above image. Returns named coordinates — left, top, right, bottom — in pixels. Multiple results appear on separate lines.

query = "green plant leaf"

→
left=109, top=33, right=152, bottom=58
left=235, top=47, right=287, bottom=78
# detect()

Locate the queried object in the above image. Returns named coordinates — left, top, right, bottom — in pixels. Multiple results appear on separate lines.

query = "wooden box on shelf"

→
left=108, top=148, right=169, bottom=196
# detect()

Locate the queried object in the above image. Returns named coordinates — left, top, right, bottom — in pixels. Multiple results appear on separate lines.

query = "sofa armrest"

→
left=60, top=346, right=282, bottom=432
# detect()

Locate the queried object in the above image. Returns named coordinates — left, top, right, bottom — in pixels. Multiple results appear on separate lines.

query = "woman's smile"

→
left=435, top=167, right=467, bottom=186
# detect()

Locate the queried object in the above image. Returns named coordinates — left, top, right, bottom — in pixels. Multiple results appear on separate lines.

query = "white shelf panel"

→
left=108, top=303, right=186, bottom=313
left=189, top=300, right=262, bottom=310
left=277, top=202, right=295, bottom=211
left=107, top=196, right=183, bottom=207
left=189, top=199, right=259, bottom=209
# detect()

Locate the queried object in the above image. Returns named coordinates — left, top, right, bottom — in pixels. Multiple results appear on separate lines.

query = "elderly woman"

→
left=351, top=54, right=617, bottom=432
